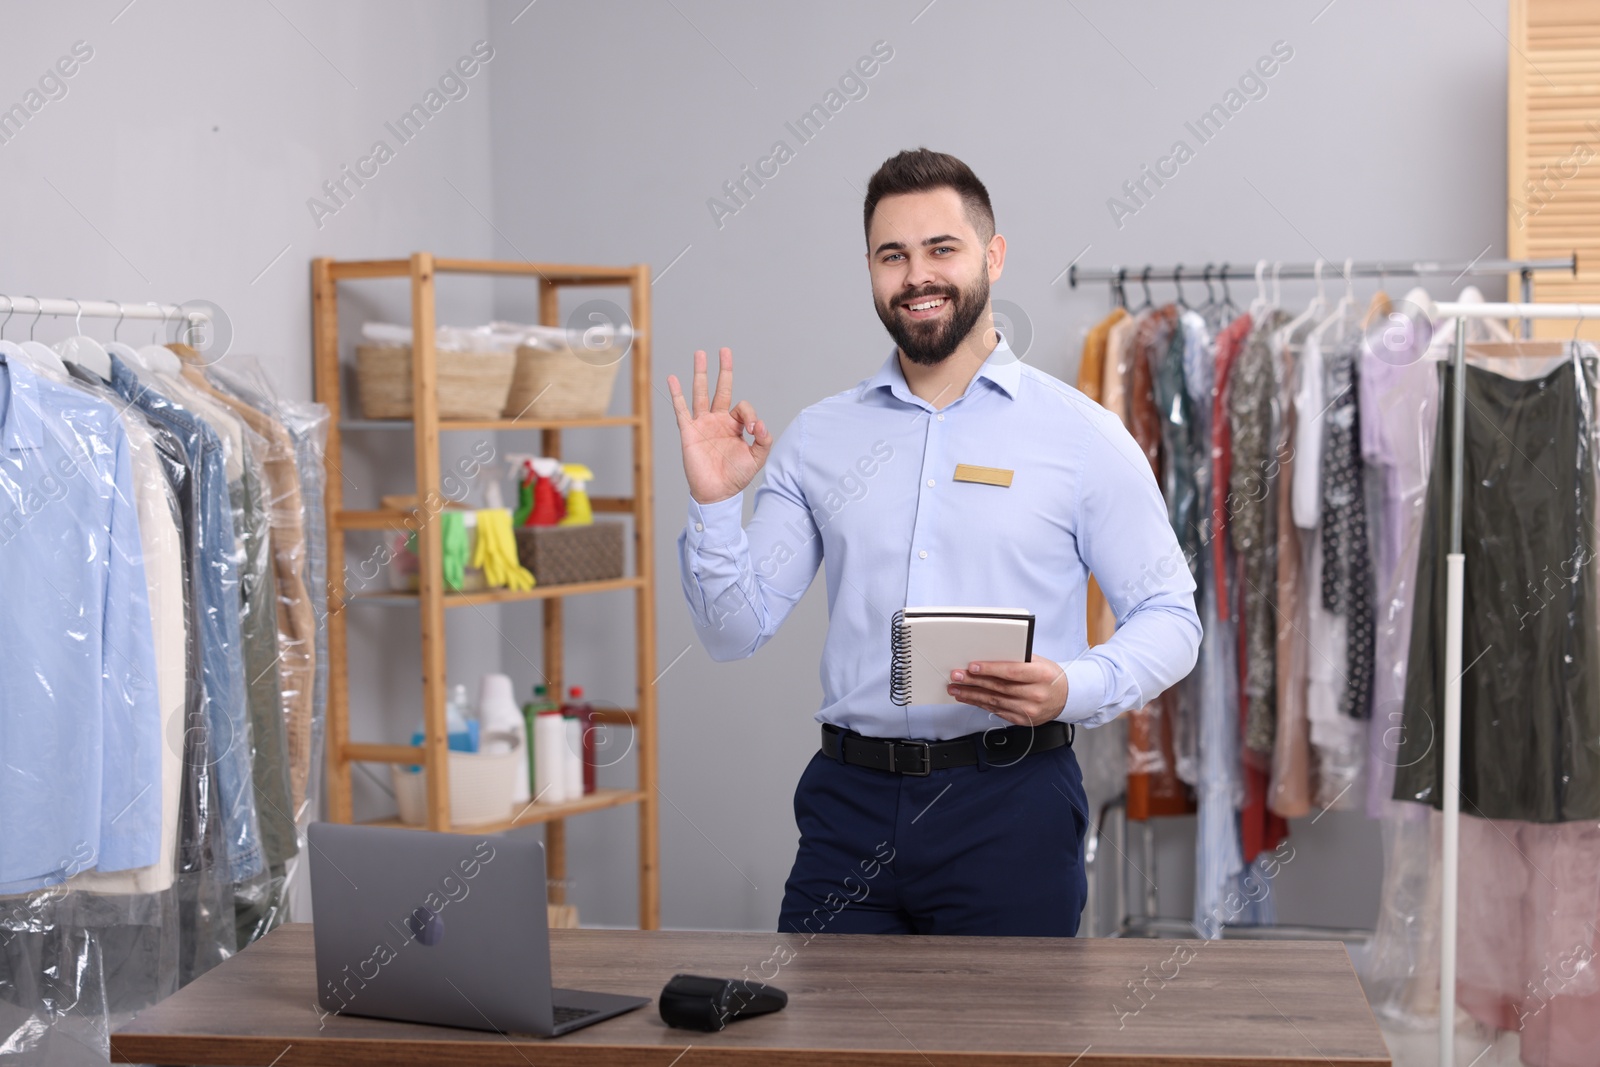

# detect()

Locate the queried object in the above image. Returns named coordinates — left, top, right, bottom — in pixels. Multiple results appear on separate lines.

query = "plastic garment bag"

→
left=1393, top=346, right=1600, bottom=822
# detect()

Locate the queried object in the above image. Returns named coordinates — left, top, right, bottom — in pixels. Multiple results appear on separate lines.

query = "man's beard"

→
left=874, top=271, right=990, bottom=367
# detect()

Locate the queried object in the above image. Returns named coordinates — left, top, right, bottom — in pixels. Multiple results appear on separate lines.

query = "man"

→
left=668, top=148, right=1201, bottom=937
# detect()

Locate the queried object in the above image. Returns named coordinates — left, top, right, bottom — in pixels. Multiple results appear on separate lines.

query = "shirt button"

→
left=918, top=549, right=928, bottom=559
left=926, top=479, right=935, bottom=487
left=694, top=522, right=704, bottom=531
left=936, top=413, right=945, bottom=421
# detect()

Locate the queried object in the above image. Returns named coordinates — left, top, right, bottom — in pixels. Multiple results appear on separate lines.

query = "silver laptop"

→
left=307, top=822, right=649, bottom=1037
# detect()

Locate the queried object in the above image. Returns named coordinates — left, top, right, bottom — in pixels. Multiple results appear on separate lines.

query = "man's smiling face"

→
left=866, top=186, right=998, bottom=366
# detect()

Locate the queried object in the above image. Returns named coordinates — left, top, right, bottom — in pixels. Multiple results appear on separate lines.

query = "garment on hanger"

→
left=109, top=355, right=265, bottom=881
left=1394, top=349, right=1600, bottom=822
left=0, top=356, right=162, bottom=891
left=1079, top=309, right=1126, bottom=653
left=1172, top=308, right=1212, bottom=786
left=53, top=361, right=188, bottom=895
left=1455, top=816, right=1600, bottom=1067
left=1268, top=319, right=1313, bottom=818
left=1208, top=313, right=1254, bottom=613
left=214, top=364, right=330, bottom=816
left=1229, top=309, right=1292, bottom=758
left=199, top=360, right=320, bottom=816
left=1319, top=333, right=1375, bottom=722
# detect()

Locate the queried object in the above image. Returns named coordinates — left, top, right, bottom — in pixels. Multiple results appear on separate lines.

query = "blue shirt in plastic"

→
left=0, top=355, right=163, bottom=890
left=677, top=336, right=1203, bottom=741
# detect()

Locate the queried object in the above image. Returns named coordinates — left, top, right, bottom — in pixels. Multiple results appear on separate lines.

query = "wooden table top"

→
left=111, top=923, right=1390, bottom=1066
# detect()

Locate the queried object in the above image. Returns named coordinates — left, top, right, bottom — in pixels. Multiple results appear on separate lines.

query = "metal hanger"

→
left=1173, top=264, right=1190, bottom=310
left=1218, top=262, right=1239, bottom=316
left=1134, top=266, right=1154, bottom=312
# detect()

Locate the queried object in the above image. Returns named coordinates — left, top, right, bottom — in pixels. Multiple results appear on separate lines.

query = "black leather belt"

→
left=820, top=720, right=1073, bottom=776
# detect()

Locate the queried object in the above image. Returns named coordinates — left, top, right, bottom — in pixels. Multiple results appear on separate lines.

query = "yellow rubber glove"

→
left=472, top=508, right=536, bottom=591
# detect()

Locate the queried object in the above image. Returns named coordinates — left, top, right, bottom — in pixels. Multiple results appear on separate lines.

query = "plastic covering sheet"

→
left=0, top=347, right=328, bottom=1064
left=1393, top=344, right=1600, bottom=823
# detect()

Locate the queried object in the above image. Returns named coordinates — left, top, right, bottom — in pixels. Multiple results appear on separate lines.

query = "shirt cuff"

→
left=1060, top=656, right=1109, bottom=723
left=685, top=492, right=744, bottom=548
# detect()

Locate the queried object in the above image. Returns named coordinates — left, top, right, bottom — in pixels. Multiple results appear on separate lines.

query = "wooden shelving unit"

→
left=311, top=253, right=659, bottom=929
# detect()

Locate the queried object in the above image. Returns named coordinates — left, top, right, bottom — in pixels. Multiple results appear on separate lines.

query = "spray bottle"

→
left=557, top=463, right=596, bottom=526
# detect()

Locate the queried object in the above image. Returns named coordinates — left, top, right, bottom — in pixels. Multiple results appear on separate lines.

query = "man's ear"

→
left=986, top=233, right=1007, bottom=282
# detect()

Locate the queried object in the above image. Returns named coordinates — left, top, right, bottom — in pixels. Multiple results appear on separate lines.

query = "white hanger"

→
left=16, top=297, right=71, bottom=378
left=0, top=296, right=36, bottom=370
left=135, top=305, right=183, bottom=376
left=1274, top=258, right=1329, bottom=353
left=54, top=298, right=113, bottom=381
left=103, top=301, right=150, bottom=371
left=1249, top=260, right=1270, bottom=319
left=1310, top=257, right=1360, bottom=345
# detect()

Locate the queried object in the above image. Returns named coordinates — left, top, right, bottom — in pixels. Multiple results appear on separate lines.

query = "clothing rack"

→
left=1430, top=301, right=1600, bottom=1067
left=1067, top=255, right=1577, bottom=292
left=1069, top=256, right=1579, bottom=339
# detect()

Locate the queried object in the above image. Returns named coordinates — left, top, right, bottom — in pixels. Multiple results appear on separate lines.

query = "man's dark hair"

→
left=862, top=148, right=994, bottom=245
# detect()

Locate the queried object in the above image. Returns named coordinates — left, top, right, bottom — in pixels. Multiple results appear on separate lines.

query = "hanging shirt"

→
left=0, top=356, right=162, bottom=891
left=677, top=335, right=1202, bottom=739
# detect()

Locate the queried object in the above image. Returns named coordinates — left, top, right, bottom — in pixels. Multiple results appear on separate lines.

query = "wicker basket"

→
left=355, top=343, right=515, bottom=420
left=514, top=522, right=625, bottom=586
left=503, top=343, right=624, bottom=420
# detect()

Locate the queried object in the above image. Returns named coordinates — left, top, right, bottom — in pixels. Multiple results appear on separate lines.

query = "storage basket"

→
left=503, top=343, right=624, bottom=420
left=514, top=522, right=625, bottom=585
left=355, top=343, right=515, bottom=421
left=390, top=731, right=521, bottom=827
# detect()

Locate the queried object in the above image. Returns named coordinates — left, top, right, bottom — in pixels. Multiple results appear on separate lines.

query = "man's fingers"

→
left=711, top=347, right=734, bottom=413
left=692, top=349, right=710, bottom=417
left=667, top=374, right=693, bottom=430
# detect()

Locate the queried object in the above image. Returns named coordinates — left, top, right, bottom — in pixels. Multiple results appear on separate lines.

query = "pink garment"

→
left=1456, top=817, right=1600, bottom=1067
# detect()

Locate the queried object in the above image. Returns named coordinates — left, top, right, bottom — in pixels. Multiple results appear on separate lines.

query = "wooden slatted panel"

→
left=1509, top=0, right=1600, bottom=337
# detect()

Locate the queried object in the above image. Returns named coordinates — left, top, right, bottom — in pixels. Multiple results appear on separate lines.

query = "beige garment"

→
left=1079, top=308, right=1127, bottom=647
left=181, top=363, right=318, bottom=814
left=1267, top=351, right=1312, bottom=818
left=1102, top=313, right=1137, bottom=424
left=68, top=408, right=187, bottom=893
left=1090, top=312, right=1139, bottom=644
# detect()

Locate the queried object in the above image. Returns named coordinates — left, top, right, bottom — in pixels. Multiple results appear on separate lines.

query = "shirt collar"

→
left=867, top=332, right=1022, bottom=406
left=1, top=353, right=44, bottom=453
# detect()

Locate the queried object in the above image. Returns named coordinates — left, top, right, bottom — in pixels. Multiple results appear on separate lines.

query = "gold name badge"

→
left=952, top=463, right=1014, bottom=487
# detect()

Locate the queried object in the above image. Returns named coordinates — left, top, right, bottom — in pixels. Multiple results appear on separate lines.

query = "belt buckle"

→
left=891, top=740, right=931, bottom=776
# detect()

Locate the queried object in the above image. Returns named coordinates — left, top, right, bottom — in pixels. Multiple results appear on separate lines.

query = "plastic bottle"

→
left=534, top=710, right=568, bottom=804
left=521, top=683, right=555, bottom=802
left=477, top=673, right=528, bottom=803
left=561, top=686, right=596, bottom=795
left=562, top=712, right=582, bottom=802
left=412, top=684, right=478, bottom=763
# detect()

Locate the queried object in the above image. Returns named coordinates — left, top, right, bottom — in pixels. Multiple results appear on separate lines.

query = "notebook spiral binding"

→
left=890, top=608, right=913, bottom=706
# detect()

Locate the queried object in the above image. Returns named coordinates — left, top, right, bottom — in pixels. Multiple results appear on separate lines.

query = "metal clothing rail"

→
left=1067, top=255, right=1577, bottom=287
left=0, top=295, right=209, bottom=325
left=1428, top=301, right=1600, bottom=1067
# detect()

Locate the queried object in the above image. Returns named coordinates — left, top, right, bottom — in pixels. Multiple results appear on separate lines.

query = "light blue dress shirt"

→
left=677, top=336, right=1203, bottom=741
left=0, top=356, right=163, bottom=890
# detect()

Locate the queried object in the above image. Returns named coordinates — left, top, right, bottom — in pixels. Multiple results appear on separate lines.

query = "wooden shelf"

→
left=348, top=575, right=644, bottom=608
left=360, top=789, right=646, bottom=833
left=313, top=252, right=659, bottom=929
left=340, top=414, right=640, bottom=432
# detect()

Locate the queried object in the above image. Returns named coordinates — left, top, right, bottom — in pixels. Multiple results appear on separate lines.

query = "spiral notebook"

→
left=890, top=606, right=1035, bottom=706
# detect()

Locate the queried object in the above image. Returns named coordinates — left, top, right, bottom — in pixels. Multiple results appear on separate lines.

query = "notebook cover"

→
left=891, top=607, right=1035, bottom=706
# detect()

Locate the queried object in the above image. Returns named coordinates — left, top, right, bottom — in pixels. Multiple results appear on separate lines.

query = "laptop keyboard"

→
left=553, top=1005, right=602, bottom=1025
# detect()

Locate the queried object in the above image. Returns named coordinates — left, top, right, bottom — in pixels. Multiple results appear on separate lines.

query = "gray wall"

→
left=2, top=0, right=1509, bottom=934
left=484, top=0, right=1508, bottom=932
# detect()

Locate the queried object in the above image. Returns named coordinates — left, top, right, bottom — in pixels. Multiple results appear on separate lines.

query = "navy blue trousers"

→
left=777, top=733, right=1090, bottom=937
